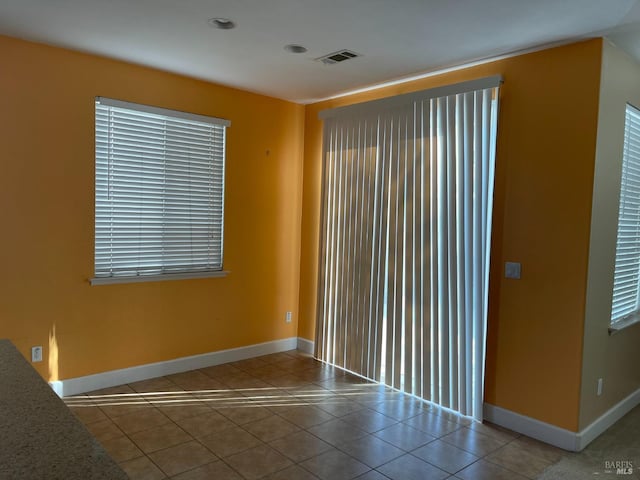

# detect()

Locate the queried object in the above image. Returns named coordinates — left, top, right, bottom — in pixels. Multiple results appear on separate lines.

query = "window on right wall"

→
left=611, top=103, right=640, bottom=329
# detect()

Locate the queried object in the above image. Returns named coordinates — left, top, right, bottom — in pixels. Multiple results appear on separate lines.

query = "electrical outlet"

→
left=285, top=311, right=292, bottom=323
left=597, top=378, right=603, bottom=396
left=31, top=346, right=43, bottom=363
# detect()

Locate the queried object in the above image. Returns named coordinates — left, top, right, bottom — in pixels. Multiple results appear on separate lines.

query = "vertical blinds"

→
left=316, top=77, right=500, bottom=420
left=612, top=104, right=640, bottom=323
left=94, top=98, right=229, bottom=281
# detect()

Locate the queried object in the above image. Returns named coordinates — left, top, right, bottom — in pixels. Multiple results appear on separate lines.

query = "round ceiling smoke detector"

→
left=284, top=44, right=307, bottom=54
left=208, top=18, right=236, bottom=30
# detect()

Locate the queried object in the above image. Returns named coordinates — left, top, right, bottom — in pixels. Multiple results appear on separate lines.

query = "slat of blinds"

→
left=419, top=100, right=430, bottom=401
left=375, top=114, right=392, bottom=383
left=462, top=91, right=474, bottom=416
left=438, top=95, right=452, bottom=409
left=352, top=119, right=368, bottom=375
left=385, top=113, right=400, bottom=388
left=94, top=99, right=227, bottom=278
left=403, top=109, right=416, bottom=395
left=344, top=119, right=357, bottom=372
left=429, top=99, right=440, bottom=405
left=612, top=104, right=640, bottom=323
left=392, top=111, right=406, bottom=390
left=330, top=123, right=342, bottom=365
left=363, top=118, right=377, bottom=378
left=368, top=116, right=384, bottom=381
left=335, top=122, right=348, bottom=367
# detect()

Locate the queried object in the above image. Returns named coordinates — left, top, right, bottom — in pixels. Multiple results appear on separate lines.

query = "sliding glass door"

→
left=315, top=77, right=500, bottom=420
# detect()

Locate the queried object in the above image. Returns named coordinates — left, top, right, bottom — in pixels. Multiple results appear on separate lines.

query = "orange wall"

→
left=298, top=39, right=603, bottom=431
left=0, top=35, right=305, bottom=380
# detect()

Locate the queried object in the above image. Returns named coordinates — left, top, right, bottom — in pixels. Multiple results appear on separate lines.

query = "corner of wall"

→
left=580, top=38, right=640, bottom=430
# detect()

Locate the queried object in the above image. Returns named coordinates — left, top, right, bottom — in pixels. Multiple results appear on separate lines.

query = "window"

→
left=92, top=97, right=229, bottom=285
left=611, top=104, right=640, bottom=326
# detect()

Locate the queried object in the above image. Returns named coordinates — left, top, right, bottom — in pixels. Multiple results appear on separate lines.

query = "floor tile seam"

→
left=242, top=417, right=302, bottom=442
left=195, top=427, right=268, bottom=461
left=171, top=455, right=247, bottom=480
left=146, top=438, right=223, bottom=477
left=342, top=418, right=401, bottom=435
left=371, top=407, right=427, bottom=423
left=100, top=434, right=146, bottom=464
left=85, top=419, right=127, bottom=442
left=363, top=450, right=451, bottom=479
left=426, top=434, right=490, bottom=458
left=219, top=455, right=252, bottom=480
left=395, top=417, right=460, bottom=439
left=304, top=417, right=371, bottom=441
left=269, top=404, right=339, bottom=427
left=217, top=414, right=266, bottom=429
left=124, top=421, right=195, bottom=456
left=122, top=449, right=169, bottom=478
left=109, top=411, right=174, bottom=435
left=258, top=459, right=314, bottom=480
left=328, top=434, right=408, bottom=468
left=407, top=444, right=486, bottom=476
left=73, top=412, right=112, bottom=426
left=296, top=454, right=372, bottom=480
left=260, top=398, right=322, bottom=411
left=467, top=424, right=522, bottom=446
left=95, top=399, right=154, bottom=417
left=266, top=437, right=332, bottom=464
left=405, top=450, right=458, bottom=476
left=300, top=422, right=367, bottom=451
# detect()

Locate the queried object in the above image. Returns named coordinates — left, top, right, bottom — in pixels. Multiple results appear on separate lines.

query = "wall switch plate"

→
left=285, top=311, right=292, bottom=323
left=31, top=346, right=43, bottom=363
left=505, top=262, right=522, bottom=279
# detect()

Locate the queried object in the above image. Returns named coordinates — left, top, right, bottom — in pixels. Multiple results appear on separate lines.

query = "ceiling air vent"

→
left=316, top=49, right=361, bottom=65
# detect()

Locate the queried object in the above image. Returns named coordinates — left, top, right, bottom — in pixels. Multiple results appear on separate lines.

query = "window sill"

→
left=90, top=270, right=229, bottom=286
left=609, top=313, right=640, bottom=335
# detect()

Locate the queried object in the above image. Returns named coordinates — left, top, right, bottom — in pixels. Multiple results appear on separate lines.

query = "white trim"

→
left=297, top=337, right=315, bottom=354
left=484, top=387, right=640, bottom=451
left=49, top=381, right=64, bottom=397
left=53, top=337, right=298, bottom=398
left=483, top=403, right=579, bottom=451
left=608, top=311, right=640, bottom=334
left=90, top=270, right=230, bottom=286
left=313, top=38, right=582, bottom=105
left=575, top=387, right=640, bottom=450
left=95, top=97, right=231, bottom=127
left=319, top=75, right=502, bottom=120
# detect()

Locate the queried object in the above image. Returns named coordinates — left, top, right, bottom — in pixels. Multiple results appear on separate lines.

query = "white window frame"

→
left=91, top=97, right=230, bottom=285
left=611, top=103, right=640, bottom=330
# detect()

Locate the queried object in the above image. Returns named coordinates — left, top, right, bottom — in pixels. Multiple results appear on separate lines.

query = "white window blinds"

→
left=611, top=104, right=640, bottom=323
left=316, top=76, right=501, bottom=420
left=93, top=97, right=229, bottom=284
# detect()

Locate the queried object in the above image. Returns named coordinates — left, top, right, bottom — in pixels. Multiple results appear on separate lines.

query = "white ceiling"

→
left=1, top=0, right=640, bottom=103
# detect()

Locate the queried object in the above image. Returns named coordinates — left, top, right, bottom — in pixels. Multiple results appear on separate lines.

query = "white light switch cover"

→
left=505, top=262, right=521, bottom=279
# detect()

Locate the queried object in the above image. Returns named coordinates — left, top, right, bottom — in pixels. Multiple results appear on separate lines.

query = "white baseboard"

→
left=52, top=337, right=299, bottom=398
left=575, top=386, right=640, bottom=450
left=484, top=403, right=579, bottom=451
left=297, top=337, right=314, bottom=354
left=484, top=386, right=640, bottom=452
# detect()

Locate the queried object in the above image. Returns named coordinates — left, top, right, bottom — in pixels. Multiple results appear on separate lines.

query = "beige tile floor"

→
left=65, top=350, right=566, bottom=480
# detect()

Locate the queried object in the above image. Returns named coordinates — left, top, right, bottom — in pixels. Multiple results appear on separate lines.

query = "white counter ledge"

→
left=0, top=339, right=127, bottom=479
